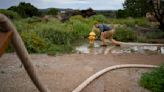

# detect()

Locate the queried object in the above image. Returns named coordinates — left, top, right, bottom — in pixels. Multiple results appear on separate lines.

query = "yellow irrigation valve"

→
left=88, top=31, right=96, bottom=47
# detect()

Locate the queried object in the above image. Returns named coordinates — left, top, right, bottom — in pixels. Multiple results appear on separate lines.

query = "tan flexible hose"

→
left=0, top=14, right=50, bottom=92
left=72, top=64, right=158, bottom=92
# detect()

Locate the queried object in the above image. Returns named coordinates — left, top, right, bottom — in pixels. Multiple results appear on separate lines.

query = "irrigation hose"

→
left=72, top=64, right=158, bottom=92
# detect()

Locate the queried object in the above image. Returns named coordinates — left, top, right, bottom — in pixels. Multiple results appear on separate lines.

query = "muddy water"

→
left=76, top=40, right=164, bottom=55
left=75, top=41, right=115, bottom=55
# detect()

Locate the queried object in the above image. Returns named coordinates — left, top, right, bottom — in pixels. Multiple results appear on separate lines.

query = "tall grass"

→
left=114, top=27, right=137, bottom=42
left=146, top=29, right=164, bottom=39
left=71, top=20, right=91, bottom=38
left=13, top=16, right=89, bottom=54
left=20, top=31, right=48, bottom=53
left=110, top=18, right=149, bottom=27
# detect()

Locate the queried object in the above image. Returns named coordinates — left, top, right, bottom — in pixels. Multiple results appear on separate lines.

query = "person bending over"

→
left=93, top=22, right=121, bottom=46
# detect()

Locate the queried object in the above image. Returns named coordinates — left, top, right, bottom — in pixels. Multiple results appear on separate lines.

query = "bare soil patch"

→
left=0, top=53, right=164, bottom=92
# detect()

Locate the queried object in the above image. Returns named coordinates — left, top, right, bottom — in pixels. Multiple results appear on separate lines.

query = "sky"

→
left=0, top=0, right=125, bottom=10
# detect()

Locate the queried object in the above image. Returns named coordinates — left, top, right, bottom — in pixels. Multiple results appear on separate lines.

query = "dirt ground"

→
left=0, top=52, right=164, bottom=92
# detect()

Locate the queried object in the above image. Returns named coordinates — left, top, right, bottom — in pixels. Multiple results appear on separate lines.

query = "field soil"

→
left=0, top=52, right=164, bottom=92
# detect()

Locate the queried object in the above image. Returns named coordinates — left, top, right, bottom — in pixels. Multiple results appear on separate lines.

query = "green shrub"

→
left=114, top=27, right=137, bottom=42
left=46, top=8, right=59, bottom=15
left=146, top=30, right=164, bottom=39
left=20, top=31, right=48, bottom=53
left=116, top=9, right=128, bottom=18
left=8, top=2, right=40, bottom=18
left=110, top=18, right=149, bottom=27
left=3, top=16, right=90, bottom=54
left=15, top=23, right=32, bottom=32
left=36, top=21, right=78, bottom=45
left=69, top=15, right=86, bottom=22
left=24, top=17, right=41, bottom=23
left=12, top=18, right=85, bottom=54
left=89, top=14, right=107, bottom=23
left=140, top=65, right=164, bottom=92
left=41, top=29, right=77, bottom=45
left=0, top=9, right=21, bottom=19
left=134, top=18, right=149, bottom=27
left=137, top=36, right=147, bottom=43
left=20, top=26, right=75, bottom=54
left=71, top=20, right=91, bottom=38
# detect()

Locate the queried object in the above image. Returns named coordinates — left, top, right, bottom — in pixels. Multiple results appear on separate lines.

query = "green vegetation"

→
left=9, top=15, right=102, bottom=54
left=3, top=14, right=103, bottom=54
left=21, top=31, right=48, bottom=53
left=122, top=0, right=164, bottom=31
left=146, top=29, right=164, bottom=39
left=113, top=26, right=164, bottom=43
left=68, top=15, right=91, bottom=38
left=140, top=65, right=164, bottom=92
left=116, top=9, right=128, bottom=18
left=110, top=18, right=149, bottom=27
left=114, top=27, right=137, bottom=42
left=0, top=9, right=21, bottom=19
left=96, top=10, right=115, bottom=18
left=1, top=11, right=162, bottom=54
left=8, top=2, right=40, bottom=18
left=46, top=8, right=59, bottom=15
left=89, top=14, right=107, bottom=23
left=123, top=0, right=151, bottom=18
left=14, top=18, right=76, bottom=54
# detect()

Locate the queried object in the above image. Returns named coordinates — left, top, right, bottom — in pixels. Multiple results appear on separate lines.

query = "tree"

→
left=148, top=0, right=164, bottom=31
left=123, top=0, right=151, bottom=17
left=80, top=8, right=96, bottom=17
left=116, top=9, right=128, bottom=18
left=47, top=8, right=59, bottom=15
left=8, top=2, right=40, bottom=17
left=123, top=0, right=164, bottom=31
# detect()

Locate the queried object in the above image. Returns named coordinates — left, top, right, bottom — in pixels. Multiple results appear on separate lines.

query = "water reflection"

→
left=76, top=41, right=164, bottom=55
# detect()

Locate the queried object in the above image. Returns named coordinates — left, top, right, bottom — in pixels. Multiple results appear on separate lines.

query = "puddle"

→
left=76, top=41, right=164, bottom=55
left=111, top=46, right=162, bottom=54
left=75, top=41, right=115, bottom=55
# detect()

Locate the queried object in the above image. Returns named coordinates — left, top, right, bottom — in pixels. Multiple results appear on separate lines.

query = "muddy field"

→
left=0, top=51, right=164, bottom=92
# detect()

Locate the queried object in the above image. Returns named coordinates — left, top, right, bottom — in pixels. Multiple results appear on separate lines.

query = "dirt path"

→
left=0, top=53, right=164, bottom=92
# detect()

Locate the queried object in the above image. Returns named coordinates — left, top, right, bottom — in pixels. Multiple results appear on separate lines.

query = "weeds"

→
left=114, top=27, right=137, bottom=42
left=110, top=18, right=149, bottom=27
left=146, top=29, right=164, bottom=39
left=140, top=65, right=164, bottom=92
